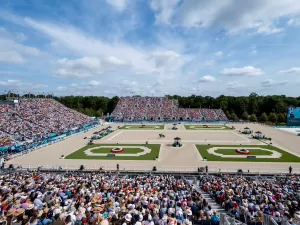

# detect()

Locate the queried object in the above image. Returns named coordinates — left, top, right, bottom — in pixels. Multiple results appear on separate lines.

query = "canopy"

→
left=255, top=131, right=262, bottom=134
left=244, top=127, right=250, bottom=129
left=174, top=137, right=181, bottom=140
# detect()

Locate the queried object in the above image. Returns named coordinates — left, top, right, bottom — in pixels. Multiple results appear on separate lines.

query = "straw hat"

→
left=14, top=208, right=25, bottom=217
left=7, top=208, right=16, bottom=217
left=55, top=204, right=60, bottom=209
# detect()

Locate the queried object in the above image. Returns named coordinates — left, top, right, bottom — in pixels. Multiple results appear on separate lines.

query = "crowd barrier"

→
left=5, top=163, right=299, bottom=174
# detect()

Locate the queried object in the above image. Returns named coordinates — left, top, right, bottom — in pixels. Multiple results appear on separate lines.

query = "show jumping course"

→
left=7, top=123, right=300, bottom=173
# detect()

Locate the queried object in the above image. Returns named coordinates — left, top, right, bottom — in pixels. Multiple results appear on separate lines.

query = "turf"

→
left=65, top=144, right=160, bottom=160
left=196, top=145, right=300, bottom=162
left=91, top=148, right=143, bottom=154
left=119, top=125, right=164, bottom=130
left=214, top=149, right=273, bottom=156
left=184, top=125, right=232, bottom=130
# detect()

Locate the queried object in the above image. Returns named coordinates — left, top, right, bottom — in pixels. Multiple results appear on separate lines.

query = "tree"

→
left=259, top=112, right=268, bottom=122
left=250, top=114, right=257, bottom=122
left=241, top=112, right=249, bottom=121
left=230, top=112, right=238, bottom=121
left=268, top=113, right=277, bottom=124
left=277, top=113, right=286, bottom=123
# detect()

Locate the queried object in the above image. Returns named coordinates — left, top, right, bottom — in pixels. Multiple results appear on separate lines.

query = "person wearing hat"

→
left=13, top=208, right=25, bottom=225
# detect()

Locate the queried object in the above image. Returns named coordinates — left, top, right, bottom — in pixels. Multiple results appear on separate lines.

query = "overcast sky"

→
left=1, top=0, right=300, bottom=97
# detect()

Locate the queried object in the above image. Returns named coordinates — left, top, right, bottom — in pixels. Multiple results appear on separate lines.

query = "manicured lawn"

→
left=91, top=148, right=143, bottom=154
left=184, top=125, right=232, bottom=130
left=119, top=125, right=164, bottom=130
left=196, top=145, right=300, bottom=162
left=214, top=149, right=272, bottom=156
left=65, top=144, right=160, bottom=160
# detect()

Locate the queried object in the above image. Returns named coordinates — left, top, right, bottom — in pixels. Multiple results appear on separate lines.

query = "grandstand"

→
left=0, top=98, right=99, bottom=150
left=110, top=97, right=228, bottom=122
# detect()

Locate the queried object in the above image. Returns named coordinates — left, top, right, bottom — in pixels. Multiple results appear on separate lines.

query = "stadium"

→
left=2, top=1, right=300, bottom=225
left=1, top=95, right=300, bottom=224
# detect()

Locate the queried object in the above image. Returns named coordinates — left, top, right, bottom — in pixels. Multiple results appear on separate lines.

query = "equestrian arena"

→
left=8, top=123, right=300, bottom=173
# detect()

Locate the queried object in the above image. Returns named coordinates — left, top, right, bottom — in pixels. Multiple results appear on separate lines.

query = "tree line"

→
left=1, top=92, right=300, bottom=124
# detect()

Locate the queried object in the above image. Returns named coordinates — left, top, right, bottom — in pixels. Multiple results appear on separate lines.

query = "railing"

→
left=220, top=213, right=246, bottom=225
left=5, top=163, right=299, bottom=174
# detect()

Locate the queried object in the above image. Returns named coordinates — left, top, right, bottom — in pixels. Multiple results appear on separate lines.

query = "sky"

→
left=1, top=0, right=300, bottom=97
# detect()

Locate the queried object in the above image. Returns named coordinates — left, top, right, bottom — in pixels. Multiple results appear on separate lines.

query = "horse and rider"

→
left=159, top=133, right=165, bottom=138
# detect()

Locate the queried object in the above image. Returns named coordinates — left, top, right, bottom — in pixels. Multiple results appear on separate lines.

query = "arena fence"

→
left=5, top=163, right=299, bottom=174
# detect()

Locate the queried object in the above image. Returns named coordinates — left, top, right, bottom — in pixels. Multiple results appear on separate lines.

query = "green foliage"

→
left=241, top=112, right=249, bottom=121
left=230, top=112, right=238, bottom=121
left=250, top=114, right=257, bottom=122
left=277, top=113, right=286, bottom=123
left=268, top=113, right=277, bottom=123
left=259, top=112, right=268, bottom=122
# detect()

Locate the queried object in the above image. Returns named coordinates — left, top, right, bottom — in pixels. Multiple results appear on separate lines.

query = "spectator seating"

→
left=0, top=173, right=219, bottom=225
left=0, top=99, right=94, bottom=147
left=111, top=97, right=228, bottom=121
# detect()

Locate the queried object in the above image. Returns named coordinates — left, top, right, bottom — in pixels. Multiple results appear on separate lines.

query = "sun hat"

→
left=27, top=204, right=35, bottom=210
left=186, top=209, right=192, bottom=216
left=7, top=208, right=16, bottom=217
left=125, top=213, right=132, bottom=222
left=14, top=208, right=25, bottom=217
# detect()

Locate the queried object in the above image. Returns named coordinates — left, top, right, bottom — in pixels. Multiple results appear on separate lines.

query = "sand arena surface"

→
left=7, top=123, right=300, bottom=173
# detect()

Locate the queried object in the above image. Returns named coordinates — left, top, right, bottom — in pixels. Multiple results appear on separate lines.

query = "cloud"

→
left=227, top=81, right=246, bottom=90
left=150, top=0, right=180, bottom=25
left=199, top=75, right=216, bottom=82
left=0, top=28, right=41, bottom=65
left=151, top=50, right=180, bottom=68
left=54, top=56, right=130, bottom=78
left=287, top=18, right=300, bottom=26
left=221, top=66, right=264, bottom=76
left=215, top=51, right=223, bottom=56
left=105, top=0, right=127, bottom=11
left=279, top=68, right=300, bottom=74
left=150, top=0, right=300, bottom=34
left=56, top=86, right=66, bottom=91
left=0, top=80, right=20, bottom=86
left=0, top=51, right=25, bottom=64
left=261, top=79, right=288, bottom=87
left=0, top=80, right=48, bottom=91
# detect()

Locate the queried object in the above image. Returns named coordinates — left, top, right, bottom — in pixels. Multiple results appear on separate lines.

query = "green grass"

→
left=65, top=144, right=160, bottom=160
left=196, top=145, right=300, bottom=162
left=184, top=125, right=232, bottom=130
left=91, top=148, right=143, bottom=154
left=119, top=125, right=164, bottom=130
left=214, top=149, right=272, bottom=156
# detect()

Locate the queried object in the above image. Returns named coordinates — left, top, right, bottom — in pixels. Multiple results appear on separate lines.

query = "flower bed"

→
left=111, top=147, right=124, bottom=153
left=235, top=149, right=251, bottom=155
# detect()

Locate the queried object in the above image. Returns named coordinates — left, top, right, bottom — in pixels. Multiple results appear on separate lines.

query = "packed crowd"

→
left=200, top=174, right=300, bottom=225
left=0, top=173, right=220, bottom=225
left=0, top=99, right=93, bottom=146
left=111, top=97, right=228, bottom=121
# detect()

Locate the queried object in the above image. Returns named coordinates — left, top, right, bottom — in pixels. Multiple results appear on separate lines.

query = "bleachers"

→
left=111, top=97, right=228, bottom=121
left=0, top=99, right=93, bottom=147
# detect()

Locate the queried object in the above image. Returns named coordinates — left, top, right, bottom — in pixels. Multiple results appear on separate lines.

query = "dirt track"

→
left=8, top=123, right=300, bottom=173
